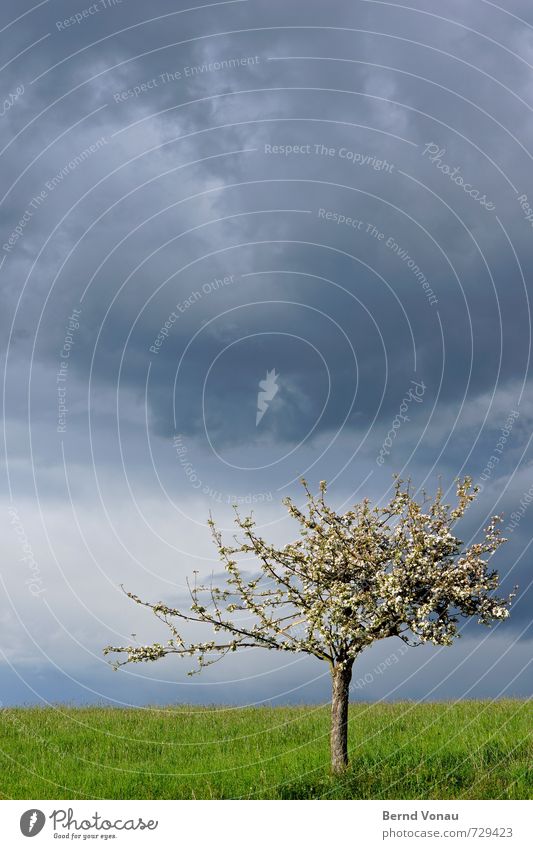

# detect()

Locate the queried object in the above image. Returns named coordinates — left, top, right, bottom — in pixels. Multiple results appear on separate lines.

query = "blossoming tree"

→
left=104, top=477, right=513, bottom=774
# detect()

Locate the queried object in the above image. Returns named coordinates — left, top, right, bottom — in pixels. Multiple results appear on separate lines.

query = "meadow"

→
left=0, top=700, right=531, bottom=799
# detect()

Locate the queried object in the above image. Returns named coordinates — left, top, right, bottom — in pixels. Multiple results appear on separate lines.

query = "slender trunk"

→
left=330, top=661, right=353, bottom=774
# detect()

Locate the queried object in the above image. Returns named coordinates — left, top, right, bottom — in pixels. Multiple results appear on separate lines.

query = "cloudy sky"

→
left=1, top=0, right=532, bottom=707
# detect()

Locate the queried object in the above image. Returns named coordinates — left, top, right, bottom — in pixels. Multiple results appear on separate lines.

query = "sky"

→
left=1, top=0, right=532, bottom=707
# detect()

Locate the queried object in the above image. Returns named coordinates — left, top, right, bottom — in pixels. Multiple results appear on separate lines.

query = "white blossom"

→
left=104, top=476, right=514, bottom=672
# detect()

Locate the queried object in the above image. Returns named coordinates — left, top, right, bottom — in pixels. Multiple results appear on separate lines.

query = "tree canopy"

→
left=104, top=477, right=513, bottom=674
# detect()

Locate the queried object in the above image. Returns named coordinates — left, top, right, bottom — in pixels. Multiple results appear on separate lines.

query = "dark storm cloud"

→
left=2, top=0, right=532, bottom=495
left=2, top=0, right=531, bottom=451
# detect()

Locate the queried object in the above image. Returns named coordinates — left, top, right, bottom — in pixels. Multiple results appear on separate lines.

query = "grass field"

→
left=0, top=700, right=531, bottom=800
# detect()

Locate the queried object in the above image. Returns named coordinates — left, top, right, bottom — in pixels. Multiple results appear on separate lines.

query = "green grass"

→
left=0, top=700, right=531, bottom=799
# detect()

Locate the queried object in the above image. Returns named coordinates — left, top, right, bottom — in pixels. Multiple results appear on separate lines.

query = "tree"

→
left=104, top=477, right=514, bottom=774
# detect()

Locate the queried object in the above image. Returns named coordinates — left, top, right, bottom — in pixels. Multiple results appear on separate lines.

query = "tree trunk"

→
left=330, top=661, right=353, bottom=774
